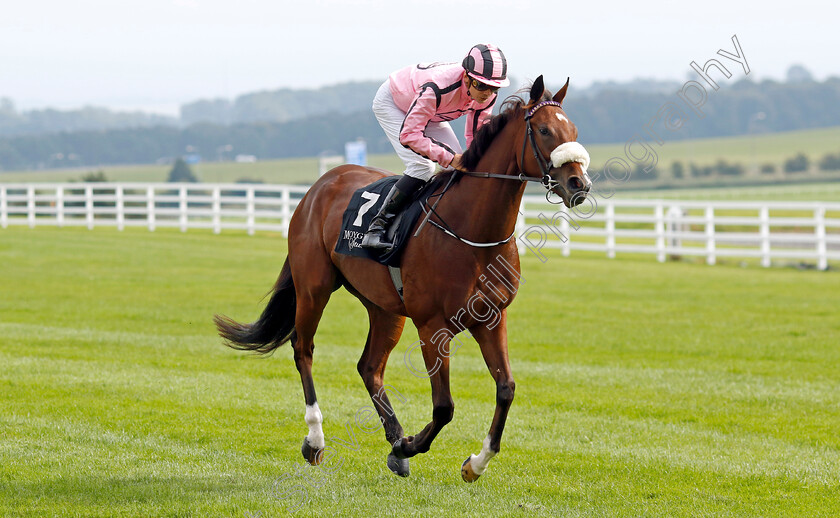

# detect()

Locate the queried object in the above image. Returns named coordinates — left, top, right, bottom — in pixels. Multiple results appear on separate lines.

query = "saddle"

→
left=334, top=176, right=430, bottom=267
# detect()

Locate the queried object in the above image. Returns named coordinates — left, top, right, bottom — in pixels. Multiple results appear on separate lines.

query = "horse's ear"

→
left=553, top=77, right=570, bottom=105
left=529, top=75, right=545, bottom=104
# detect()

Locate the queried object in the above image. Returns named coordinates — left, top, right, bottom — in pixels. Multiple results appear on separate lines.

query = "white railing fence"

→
left=519, top=195, right=840, bottom=271
left=0, top=183, right=308, bottom=236
left=2, top=183, right=839, bottom=270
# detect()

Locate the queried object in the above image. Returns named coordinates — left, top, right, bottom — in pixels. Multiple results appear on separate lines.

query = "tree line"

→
left=592, top=151, right=840, bottom=184
left=0, top=111, right=392, bottom=171
left=0, top=99, right=176, bottom=138
left=2, top=74, right=840, bottom=171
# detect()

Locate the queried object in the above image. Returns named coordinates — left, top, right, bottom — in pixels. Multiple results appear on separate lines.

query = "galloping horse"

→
left=215, top=76, right=591, bottom=482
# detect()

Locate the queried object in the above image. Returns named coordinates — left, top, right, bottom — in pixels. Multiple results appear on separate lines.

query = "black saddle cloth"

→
left=334, top=175, right=434, bottom=267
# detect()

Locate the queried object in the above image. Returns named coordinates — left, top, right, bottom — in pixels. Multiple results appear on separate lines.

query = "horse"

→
left=214, top=75, right=592, bottom=482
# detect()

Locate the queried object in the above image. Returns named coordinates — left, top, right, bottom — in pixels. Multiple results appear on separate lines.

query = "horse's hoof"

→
left=461, top=456, right=481, bottom=483
left=301, top=437, right=323, bottom=465
left=391, top=437, right=409, bottom=459
left=387, top=453, right=410, bottom=477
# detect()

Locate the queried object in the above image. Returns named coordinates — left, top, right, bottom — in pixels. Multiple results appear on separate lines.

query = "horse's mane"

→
left=431, top=83, right=550, bottom=186
left=460, top=85, right=551, bottom=172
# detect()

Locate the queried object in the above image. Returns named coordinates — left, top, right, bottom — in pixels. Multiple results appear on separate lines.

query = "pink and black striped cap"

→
left=462, top=44, right=510, bottom=88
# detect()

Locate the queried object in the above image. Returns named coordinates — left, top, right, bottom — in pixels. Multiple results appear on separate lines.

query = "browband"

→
left=526, top=100, right=563, bottom=119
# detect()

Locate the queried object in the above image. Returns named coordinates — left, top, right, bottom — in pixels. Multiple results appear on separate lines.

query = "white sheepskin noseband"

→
left=550, top=142, right=590, bottom=171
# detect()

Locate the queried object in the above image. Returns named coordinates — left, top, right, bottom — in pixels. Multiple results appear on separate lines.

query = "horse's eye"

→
left=538, top=127, right=550, bottom=136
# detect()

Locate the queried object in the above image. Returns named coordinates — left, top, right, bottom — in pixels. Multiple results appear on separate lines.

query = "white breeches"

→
left=372, top=80, right=462, bottom=181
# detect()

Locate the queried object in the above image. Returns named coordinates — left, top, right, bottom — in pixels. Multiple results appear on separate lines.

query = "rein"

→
left=417, top=100, right=566, bottom=248
left=414, top=171, right=515, bottom=247
left=421, top=200, right=516, bottom=248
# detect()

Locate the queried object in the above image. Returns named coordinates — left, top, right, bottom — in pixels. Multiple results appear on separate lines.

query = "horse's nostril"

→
left=568, top=176, right=584, bottom=191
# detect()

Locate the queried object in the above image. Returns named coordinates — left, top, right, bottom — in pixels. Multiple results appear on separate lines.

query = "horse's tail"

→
left=214, top=257, right=297, bottom=355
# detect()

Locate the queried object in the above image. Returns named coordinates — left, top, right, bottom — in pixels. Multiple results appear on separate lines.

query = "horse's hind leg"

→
left=356, top=304, right=409, bottom=476
left=290, top=252, right=337, bottom=465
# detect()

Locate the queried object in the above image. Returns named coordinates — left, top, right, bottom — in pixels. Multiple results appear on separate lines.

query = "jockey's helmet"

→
left=462, top=44, right=510, bottom=88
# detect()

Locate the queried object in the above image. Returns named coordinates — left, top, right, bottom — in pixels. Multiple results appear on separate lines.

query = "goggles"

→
left=470, top=78, right=500, bottom=93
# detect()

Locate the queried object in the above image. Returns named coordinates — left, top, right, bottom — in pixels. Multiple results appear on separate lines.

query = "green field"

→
left=1, top=227, right=839, bottom=517
left=2, top=125, right=840, bottom=190
left=586, top=125, right=840, bottom=169
left=0, top=155, right=405, bottom=186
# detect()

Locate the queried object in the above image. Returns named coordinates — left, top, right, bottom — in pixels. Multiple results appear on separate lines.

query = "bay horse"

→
left=214, top=75, right=591, bottom=482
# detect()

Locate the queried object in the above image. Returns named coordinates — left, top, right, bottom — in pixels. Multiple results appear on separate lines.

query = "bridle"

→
left=521, top=100, right=565, bottom=192
left=463, top=100, right=566, bottom=203
left=418, top=100, right=575, bottom=247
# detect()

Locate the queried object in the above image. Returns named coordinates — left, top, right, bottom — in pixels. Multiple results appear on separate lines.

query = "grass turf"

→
left=1, top=226, right=838, bottom=517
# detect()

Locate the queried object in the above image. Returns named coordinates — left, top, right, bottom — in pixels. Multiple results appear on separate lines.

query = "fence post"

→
left=666, top=205, right=683, bottom=260
left=281, top=187, right=291, bottom=238
left=147, top=186, right=156, bottom=232
left=179, top=185, right=188, bottom=232
left=815, top=206, right=827, bottom=271
left=56, top=186, right=64, bottom=228
left=605, top=202, right=616, bottom=259
left=0, top=185, right=7, bottom=228
left=705, top=205, right=716, bottom=265
left=116, top=185, right=124, bottom=231
left=655, top=203, right=665, bottom=263
left=759, top=206, right=770, bottom=268
left=85, top=185, right=94, bottom=230
left=212, top=186, right=221, bottom=235
left=27, top=186, right=35, bottom=228
left=246, top=187, right=255, bottom=236
left=561, top=205, right=570, bottom=257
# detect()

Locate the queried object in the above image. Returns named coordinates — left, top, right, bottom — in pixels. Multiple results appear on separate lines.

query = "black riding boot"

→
left=361, top=175, right=426, bottom=250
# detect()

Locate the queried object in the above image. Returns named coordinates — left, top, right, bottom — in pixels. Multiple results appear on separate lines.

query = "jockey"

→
left=361, top=43, right=510, bottom=250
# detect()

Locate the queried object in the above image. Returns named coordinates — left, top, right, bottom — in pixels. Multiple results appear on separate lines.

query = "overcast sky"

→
left=1, top=0, right=836, bottom=115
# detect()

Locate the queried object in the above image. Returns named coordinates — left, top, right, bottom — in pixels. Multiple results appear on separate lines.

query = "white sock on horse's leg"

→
left=305, top=402, right=325, bottom=449
left=469, top=434, right=497, bottom=475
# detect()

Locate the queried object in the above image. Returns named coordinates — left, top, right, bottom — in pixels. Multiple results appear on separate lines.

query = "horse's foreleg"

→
left=461, top=310, right=514, bottom=482
left=391, top=321, right=454, bottom=460
left=356, top=305, right=409, bottom=476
